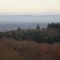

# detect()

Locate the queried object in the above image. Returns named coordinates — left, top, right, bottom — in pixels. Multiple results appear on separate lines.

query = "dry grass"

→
left=0, top=39, right=60, bottom=60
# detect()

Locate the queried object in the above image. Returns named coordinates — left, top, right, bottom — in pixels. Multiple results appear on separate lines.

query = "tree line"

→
left=48, top=23, right=60, bottom=29
left=0, top=23, right=60, bottom=44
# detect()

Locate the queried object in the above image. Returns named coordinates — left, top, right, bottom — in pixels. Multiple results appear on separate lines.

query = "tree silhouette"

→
left=36, top=24, right=40, bottom=29
left=17, top=27, right=21, bottom=32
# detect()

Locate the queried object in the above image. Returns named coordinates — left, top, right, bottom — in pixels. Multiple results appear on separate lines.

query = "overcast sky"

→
left=0, top=0, right=60, bottom=15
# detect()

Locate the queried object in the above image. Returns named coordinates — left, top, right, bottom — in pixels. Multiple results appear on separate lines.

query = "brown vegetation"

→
left=0, top=39, right=60, bottom=60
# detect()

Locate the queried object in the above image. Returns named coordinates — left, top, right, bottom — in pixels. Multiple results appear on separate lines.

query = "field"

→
left=0, top=39, right=60, bottom=60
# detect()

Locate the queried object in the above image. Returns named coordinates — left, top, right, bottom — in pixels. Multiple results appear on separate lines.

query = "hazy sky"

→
left=0, top=0, right=60, bottom=15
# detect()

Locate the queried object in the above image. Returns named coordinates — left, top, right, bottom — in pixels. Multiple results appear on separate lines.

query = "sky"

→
left=0, top=0, right=60, bottom=15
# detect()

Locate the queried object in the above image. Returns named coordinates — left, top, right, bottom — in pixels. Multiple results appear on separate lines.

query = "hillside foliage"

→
left=0, top=23, right=60, bottom=44
left=0, top=40, right=60, bottom=60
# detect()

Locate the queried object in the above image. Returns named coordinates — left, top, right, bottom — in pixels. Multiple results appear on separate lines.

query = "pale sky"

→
left=0, top=0, right=60, bottom=15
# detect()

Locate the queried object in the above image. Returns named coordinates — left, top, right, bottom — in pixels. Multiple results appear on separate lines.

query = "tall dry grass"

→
left=0, top=39, right=60, bottom=60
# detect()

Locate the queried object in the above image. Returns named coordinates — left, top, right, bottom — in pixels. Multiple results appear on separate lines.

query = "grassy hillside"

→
left=0, top=23, right=60, bottom=60
left=0, top=39, right=60, bottom=60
